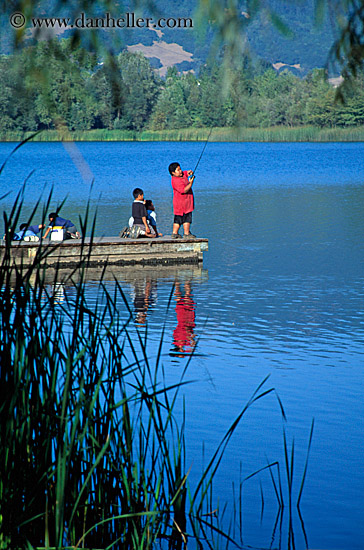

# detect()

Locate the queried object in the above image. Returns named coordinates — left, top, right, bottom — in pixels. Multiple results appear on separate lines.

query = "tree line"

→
left=1, top=38, right=364, bottom=136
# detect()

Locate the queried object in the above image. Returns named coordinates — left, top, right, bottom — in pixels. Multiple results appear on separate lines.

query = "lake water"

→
left=1, top=141, right=364, bottom=549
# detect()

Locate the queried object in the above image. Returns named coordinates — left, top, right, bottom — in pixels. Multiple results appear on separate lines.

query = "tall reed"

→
left=3, top=125, right=364, bottom=142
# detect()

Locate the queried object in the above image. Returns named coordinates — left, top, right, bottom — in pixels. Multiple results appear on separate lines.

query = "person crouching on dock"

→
left=43, top=213, right=81, bottom=239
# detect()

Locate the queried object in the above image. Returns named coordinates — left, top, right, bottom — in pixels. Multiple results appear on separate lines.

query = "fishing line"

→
left=191, top=128, right=213, bottom=177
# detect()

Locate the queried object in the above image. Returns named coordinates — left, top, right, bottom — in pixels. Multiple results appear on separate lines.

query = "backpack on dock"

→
left=119, top=226, right=142, bottom=239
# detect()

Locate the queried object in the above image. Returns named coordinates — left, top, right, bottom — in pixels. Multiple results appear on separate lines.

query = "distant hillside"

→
left=245, top=0, right=338, bottom=74
left=0, top=0, right=341, bottom=75
left=121, top=0, right=340, bottom=75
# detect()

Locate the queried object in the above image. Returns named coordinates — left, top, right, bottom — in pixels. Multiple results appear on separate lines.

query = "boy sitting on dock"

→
left=43, top=213, right=81, bottom=240
left=127, top=198, right=162, bottom=237
left=145, top=199, right=162, bottom=237
left=168, top=162, right=196, bottom=239
left=130, top=188, right=155, bottom=238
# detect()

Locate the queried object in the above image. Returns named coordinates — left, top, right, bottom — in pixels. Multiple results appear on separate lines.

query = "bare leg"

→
left=172, top=223, right=180, bottom=235
left=183, top=222, right=190, bottom=235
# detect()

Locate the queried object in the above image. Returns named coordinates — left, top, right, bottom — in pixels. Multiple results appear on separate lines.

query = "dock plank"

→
left=0, top=236, right=209, bottom=268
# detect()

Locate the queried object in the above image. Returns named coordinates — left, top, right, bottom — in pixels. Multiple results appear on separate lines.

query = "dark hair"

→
left=48, top=212, right=58, bottom=220
left=168, top=162, right=180, bottom=175
left=133, top=188, right=143, bottom=199
left=19, top=223, right=28, bottom=230
left=145, top=199, right=153, bottom=210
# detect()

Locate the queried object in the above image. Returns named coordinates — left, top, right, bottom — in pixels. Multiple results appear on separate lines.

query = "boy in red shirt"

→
left=168, top=162, right=196, bottom=239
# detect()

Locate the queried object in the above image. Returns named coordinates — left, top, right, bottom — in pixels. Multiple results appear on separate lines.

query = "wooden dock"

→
left=0, top=236, right=208, bottom=268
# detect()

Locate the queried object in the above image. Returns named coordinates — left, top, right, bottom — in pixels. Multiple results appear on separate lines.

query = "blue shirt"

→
left=13, top=225, right=41, bottom=240
left=147, top=210, right=157, bottom=227
left=50, top=217, right=74, bottom=228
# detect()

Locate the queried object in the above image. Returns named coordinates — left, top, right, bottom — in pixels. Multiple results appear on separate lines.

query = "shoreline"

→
left=2, top=126, right=364, bottom=143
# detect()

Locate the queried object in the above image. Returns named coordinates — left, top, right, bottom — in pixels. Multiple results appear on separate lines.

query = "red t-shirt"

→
left=171, top=171, right=194, bottom=216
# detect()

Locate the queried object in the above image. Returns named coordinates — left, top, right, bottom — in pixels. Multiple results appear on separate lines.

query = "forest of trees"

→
left=1, top=38, right=364, bottom=137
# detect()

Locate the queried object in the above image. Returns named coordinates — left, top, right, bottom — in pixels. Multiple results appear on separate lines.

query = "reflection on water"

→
left=129, top=273, right=198, bottom=354
left=170, top=279, right=196, bottom=358
left=33, top=265, right=207, bottom=352
left=132, top=278, right=157, bottom=326
left=48, top=282, right=66, bottom=303
left=2, top=273, right=69, bottom=306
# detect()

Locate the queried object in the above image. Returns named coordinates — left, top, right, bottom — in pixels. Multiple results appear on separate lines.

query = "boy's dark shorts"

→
left=174, top=212, right=192, bottom=225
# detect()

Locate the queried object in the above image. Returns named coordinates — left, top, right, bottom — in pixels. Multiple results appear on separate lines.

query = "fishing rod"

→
left=191, top=128, right=213, bottom=177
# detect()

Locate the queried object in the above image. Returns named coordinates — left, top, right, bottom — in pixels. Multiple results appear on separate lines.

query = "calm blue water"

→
left=1, top=141, right=364, bottom=549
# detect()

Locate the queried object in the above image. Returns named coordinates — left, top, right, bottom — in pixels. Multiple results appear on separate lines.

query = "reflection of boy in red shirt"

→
left=172, top=281, right=196, bottom=356
left=168, top=162, right=196, bottom=239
